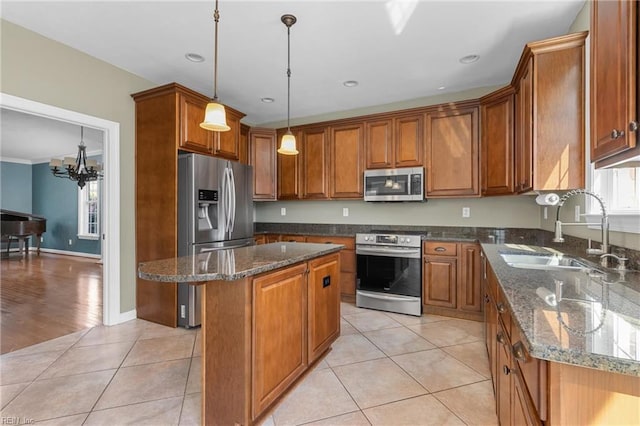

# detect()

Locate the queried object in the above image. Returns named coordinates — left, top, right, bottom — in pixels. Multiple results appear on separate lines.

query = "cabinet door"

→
left=308, top=253, right=341, bottom=363
left=250, top=128, right=277, bottom=200
left=301, top=127, right=329, bottom=199
left=179, top=93, right=213, bottom=154
left=496, top=323, right=512, bottom=425
left=306, top=236, right=356, bottom=297
left=485, top=290, right=498, bottom=396
left=395, top=114, right=423, bottom=167
left=481, top=89, right=515, bottom=195
left=277, top=129, right=301, bottom=200
left=515, top=58, right=533, bottom=193
left=365, top=119, right=394, bottom=169
left=423, top=256, right=457, bottom=308
left=591, top=0, right=638, bottom=163
left=459, top=243, right=482, bottom=313
left=239, top=123, right=249, bottom=165
left=425, top=106, right=479, bottom=197
left=252, top=264, right=307, bottom=419
left=513, top=370, right=542, bottom=426
left=330, top=123, right=364, bottom=198
left=213, top=108, right=243, bottom=161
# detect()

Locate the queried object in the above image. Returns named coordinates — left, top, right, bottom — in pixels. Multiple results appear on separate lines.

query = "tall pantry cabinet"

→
left=132, top=83, right=245, bottom=327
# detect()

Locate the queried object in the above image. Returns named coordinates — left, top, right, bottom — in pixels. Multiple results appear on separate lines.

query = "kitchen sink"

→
left=499, top=253, right=598, bottom=272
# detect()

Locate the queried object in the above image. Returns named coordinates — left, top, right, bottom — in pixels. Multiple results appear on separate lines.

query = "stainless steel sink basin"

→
left=500, top=253, right=595, bottom=272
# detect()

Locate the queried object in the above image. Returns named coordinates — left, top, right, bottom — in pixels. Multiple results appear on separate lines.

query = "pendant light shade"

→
left=277, top=14, right=298, bottom=156
left=200, top=0, right=230, bottom=132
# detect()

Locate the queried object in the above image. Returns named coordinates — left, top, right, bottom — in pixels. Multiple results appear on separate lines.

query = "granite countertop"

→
left=138, top=242, right=343, bottom=283
left=482, top=243, right=640, bottom=376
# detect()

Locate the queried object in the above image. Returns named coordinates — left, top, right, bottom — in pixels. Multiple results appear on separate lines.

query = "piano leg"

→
left=36, top=233, right=42, bottom=255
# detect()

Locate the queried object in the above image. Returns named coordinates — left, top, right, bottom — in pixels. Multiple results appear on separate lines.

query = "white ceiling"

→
left=0, top=0, right=585, bottom=161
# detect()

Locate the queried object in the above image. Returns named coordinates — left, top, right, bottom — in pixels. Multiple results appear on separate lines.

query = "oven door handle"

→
left=356, top=247, right=421, bottom=258
left=358, top=292, right=421, bottom=302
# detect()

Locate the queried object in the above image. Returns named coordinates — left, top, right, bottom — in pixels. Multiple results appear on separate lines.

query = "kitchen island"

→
left=138, top=242, right=343, bottom=426
left=481, top=243, right=639, bottom=425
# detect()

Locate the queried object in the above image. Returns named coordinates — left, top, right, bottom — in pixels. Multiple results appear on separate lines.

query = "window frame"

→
left=77, top=180, right=101, bottom=240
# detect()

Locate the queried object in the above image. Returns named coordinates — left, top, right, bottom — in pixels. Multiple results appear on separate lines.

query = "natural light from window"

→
left=78, top=180, right=100, bottom=240
left=588, top=166, right=640, bottom=234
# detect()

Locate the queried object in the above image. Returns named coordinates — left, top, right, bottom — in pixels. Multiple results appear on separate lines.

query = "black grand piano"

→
left=1, top=209, right=47, bottom=257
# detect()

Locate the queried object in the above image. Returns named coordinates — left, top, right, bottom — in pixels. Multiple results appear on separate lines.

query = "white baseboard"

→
left=118, top=309, right=138, bottom=324
left=29, top=247, right=101, bottom=259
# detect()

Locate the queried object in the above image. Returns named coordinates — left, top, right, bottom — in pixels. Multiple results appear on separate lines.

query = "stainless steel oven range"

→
left=355, top=232, right=422, bottom=316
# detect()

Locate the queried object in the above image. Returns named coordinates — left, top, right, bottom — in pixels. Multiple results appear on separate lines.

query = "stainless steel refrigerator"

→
left=177, top=153, right=254, bottom=327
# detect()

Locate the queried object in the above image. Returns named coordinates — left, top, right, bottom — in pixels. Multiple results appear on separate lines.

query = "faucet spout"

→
left=553, top=189, right=608, bottom=257
left=553, top=220, right=564, bottom=243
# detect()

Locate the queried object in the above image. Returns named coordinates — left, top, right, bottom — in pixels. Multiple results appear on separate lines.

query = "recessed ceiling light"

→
left=343, top=80, right=359, bottom=87
left=459, top=54, right=480, bottom=64
left=185, top=53, right=204, bottom=63
left=438, top=86, right=446, bottom=90
left=261, top=97, right=275, bottom=103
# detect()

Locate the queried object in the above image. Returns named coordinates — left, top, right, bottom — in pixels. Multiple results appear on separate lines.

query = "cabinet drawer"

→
left=424, top=241, right=458, bottom=256
left=305, top=235, right=355, bottom=250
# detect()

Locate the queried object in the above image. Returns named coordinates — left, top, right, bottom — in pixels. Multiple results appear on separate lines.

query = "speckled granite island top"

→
left=138, top=242, right=343, bottom=282
left=482, top=243, right=640, bottom=376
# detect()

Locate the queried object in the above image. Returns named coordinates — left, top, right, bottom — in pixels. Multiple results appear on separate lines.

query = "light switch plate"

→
left=462, top=207, right=470, bottom=218
left=343, top=207, right=349, bottom=217
left=281, top=207, right=286, bottom=216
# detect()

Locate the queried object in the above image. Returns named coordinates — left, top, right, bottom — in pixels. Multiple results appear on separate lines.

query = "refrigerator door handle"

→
left=221, top=165, right=230, bottom=234
left=229, top=165, right=237, bottom=233
left=224, top=164, right=233, bottom=234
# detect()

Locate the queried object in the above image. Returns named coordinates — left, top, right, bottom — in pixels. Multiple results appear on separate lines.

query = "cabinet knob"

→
left=503, top=365, right=511, bottom=375
left=512, top=341, right=528, bottom=363
left=630, top=121, right=639, bottom=133
left=611, top=129, right=625, bottom=139
left=497, top=303, right=506, bottom=314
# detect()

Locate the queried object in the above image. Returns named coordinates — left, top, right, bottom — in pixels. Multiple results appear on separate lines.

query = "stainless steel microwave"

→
left=363, top=167, right=424, bottom=201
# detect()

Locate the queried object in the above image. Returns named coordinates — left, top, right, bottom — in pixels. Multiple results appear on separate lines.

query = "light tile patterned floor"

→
left=0, top=303, right=497, bottom=425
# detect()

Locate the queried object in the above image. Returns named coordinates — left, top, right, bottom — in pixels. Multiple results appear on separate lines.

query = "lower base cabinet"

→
left=201, top=252, right=341, bottom=425
left=483, top=251, right=640, bottom=426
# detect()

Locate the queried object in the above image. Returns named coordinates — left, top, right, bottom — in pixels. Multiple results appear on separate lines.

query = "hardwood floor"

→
left=1, top=252, right=102, bottom=354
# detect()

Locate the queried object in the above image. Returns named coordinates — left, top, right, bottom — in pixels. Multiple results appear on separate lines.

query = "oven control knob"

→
left=400, top=238, right=406, bottom=243
left=363, top=236, right=370, bottom=241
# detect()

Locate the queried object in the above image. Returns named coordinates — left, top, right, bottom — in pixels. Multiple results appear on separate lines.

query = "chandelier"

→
left=49, top=126, right=102, bottom=189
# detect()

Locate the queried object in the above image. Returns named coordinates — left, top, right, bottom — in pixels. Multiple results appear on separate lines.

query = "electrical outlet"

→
left=574, top=205, right=581, bottom=222
left=544, top=207, right=548, bottom=220
left=342, top=207, right=349, bottom=217
left=68, top=239, right=73, bottom=245
left=281, top=207, right=286, bottom=216
left=462, top=207, right=470, bottom=218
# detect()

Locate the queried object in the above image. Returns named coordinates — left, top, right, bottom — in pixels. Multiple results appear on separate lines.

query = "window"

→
left=588, top=165, right=640, bottom=234
left=78, top=180, right=100, bottom=239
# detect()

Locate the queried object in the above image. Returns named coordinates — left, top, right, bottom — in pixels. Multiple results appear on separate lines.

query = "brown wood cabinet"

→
left=512, top=31, right=587, bottom=192
left=423, top=241, right=483, bottom=321
left=250, top=128, right=277, bottom=200
left=277, top=128, right=301, bottom=200
left=301, top=127, right=329, bottom=199
left=481, top=87, right=515, bottom=195
left=131, top=82, right=245, bottom=327
left=214, top=108, right=246, bottom=161
left=364, top=114, right=423, bottom=169
left=591, top=0, right=638, bottom=166
left=239, top=123, right=249, bottom=165
left=330, top=123, right=364, bottom=198
left=307, top=253, right=341, bottom=363
left=425, top=104, right=480, bottom=197
left=252, top=263, right=307, bottom=419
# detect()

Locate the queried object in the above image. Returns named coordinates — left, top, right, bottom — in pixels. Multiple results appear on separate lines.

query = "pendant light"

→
left=278, top=14, right=298, bottom=155
left=200, top=0, right=230, bottom=132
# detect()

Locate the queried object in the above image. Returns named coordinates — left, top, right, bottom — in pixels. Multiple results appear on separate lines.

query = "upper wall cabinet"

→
left=364, top=114, right=423, bottom=169
left=179, top=92, right=213, bottom=155
left=512, top=31, right=587, bottom=192
left=277, top=128, right=302, bottom=200
left=591, top=0, right=638, bottom=167
left=250, top=128, right=277, bottom=200
left=214, top=108, right=246, bottom=161
left=480, top=86, right=515, bottom=196
left=330, top=123, right=365, bottom=198
left=301, top=126, right=330, bottom=199
left=425, top=103, right=480, bottom=197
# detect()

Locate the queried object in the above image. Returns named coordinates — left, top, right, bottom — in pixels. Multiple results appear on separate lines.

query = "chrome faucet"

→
left=552, top=189, right=609, bottom=257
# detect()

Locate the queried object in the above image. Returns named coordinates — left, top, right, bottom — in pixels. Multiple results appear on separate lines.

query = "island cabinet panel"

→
left=252, top=263, right=308, bottom=420
left=330, top=123, right=364, bottom=198
left=301, top=127, right=329, bottom=199
left=305, top=236, right=356, bottom=298
left=365, top=118, right=394, bottom=169
left=179, top=91, right=213, bottom=155
left=458, top=243, right=482, bottom=313
left=277, top=128, right=301, bottom=200
left=307, top=253, right=341, bottom=363
left=481, top=87, right=515, bottom=196
left=250, top=128, right=277, bottom=200
left=394, top=113, right=424, bottom=168
left=591, top=0, right=638, bottom=165
left=425, top=105, right=480, bottom=197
